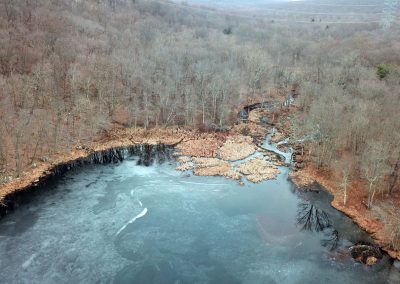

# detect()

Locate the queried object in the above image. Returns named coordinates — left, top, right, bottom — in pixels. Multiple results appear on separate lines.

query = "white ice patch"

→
left=21, top=240, right=52, bottom=269
left=154, top=263, right=161, bottom=272
left=180, top=181, right=227, bottom=186
left=22, top=254, right=37, bottom=269
left=131, top=166, right=157, bottom=177
left=116, top=208, right=148, bottom=236
left=161, top=169, right=181, bottom=177
left=130, top=189, right=143, bottom=207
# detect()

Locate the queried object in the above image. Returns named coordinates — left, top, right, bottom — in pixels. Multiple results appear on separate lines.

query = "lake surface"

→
left=0, top=153, right=395, bottom=283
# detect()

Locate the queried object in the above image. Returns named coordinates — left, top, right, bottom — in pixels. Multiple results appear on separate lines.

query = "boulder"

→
left=349, top=244, right=383, bottom=265
left=366, top=256, right=378, bottom=266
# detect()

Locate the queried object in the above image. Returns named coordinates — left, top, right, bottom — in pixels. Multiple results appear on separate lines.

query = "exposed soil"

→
left=237, top=157, right=280, bottom=183
left=218, top=136, right=256, bottom=161
left=231, top=123, right=267, bottom=144
left=175, top=134, right=226, bottom=158
left=174, top=126, right=282, bottom=183
left=192, top=158, right=233, bottom=178
left=271, top=132, right=285, bottom=144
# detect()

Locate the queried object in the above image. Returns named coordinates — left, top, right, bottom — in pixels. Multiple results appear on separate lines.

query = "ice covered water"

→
left=0, top=156, right=394, bottom=283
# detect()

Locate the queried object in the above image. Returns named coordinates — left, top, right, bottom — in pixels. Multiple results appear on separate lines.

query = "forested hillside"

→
left=0, top=0, right=399, bottom=248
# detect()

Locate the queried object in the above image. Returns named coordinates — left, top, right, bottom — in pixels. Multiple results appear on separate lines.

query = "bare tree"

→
left=361, top=142, right=389, bottom=209
left=340, top=161, right=352, bottom=206
left=387, top=132, right=400, bottom=195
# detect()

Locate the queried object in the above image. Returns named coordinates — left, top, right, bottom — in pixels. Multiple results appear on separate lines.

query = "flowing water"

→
left=0, top=145, right=397, bottom=283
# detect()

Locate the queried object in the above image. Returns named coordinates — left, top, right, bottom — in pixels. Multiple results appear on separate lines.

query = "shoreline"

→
left=0, top=117, right=399, bottom=261
left=291, top=168, right=400, bottom=261
left=0, top=128, right=190, bottom=205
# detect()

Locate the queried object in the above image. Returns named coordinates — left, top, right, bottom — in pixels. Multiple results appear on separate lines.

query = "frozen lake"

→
left=0, top=153, right=395, bottom=283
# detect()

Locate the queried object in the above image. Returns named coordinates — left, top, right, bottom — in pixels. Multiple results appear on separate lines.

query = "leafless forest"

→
left=0, top=0, right=399, bottom=246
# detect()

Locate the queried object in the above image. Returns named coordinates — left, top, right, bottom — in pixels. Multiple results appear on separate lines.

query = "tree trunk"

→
left=389, top=155, right=399, bottom=194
